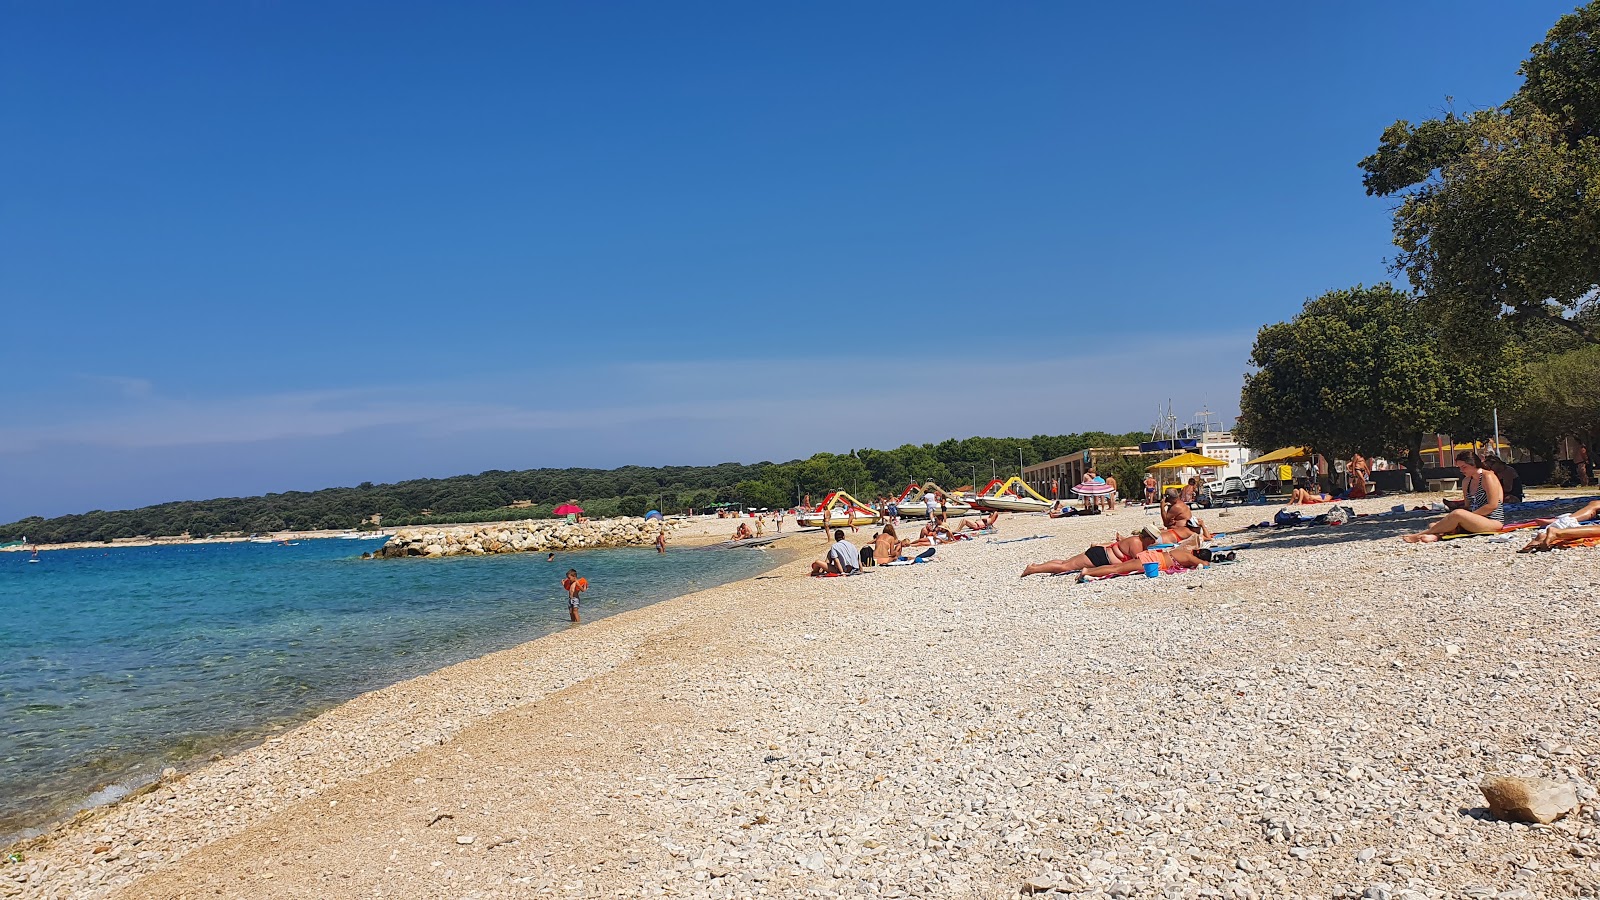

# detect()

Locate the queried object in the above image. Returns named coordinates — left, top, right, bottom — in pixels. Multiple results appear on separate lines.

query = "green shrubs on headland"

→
left=0, top=432, right=1147, bottom=544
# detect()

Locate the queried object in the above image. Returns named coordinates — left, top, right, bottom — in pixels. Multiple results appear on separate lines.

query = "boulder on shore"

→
left=1479, top=775, right=1578, bottom=824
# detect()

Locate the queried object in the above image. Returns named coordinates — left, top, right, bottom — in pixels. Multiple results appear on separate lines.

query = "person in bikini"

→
left=1076, top=545, right=1222, bottom=582
left=1289, top=480, right=1335, bottom=504
left=1020, top=525, right=1163, bottom=576
left=1403, top=451, right=1505, bottom=543
left=950, top=511, right=1000, bottom=533
left=872, top=523, right=911, bottom=562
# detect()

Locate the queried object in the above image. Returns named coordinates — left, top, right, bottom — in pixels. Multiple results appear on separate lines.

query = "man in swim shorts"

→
left=562, top=569, right=588, bottom=623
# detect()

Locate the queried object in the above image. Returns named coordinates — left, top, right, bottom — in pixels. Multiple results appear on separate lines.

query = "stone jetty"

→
left=373, top=516, right=669, bottom=558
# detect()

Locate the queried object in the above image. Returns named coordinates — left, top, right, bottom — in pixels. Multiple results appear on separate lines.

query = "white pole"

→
left=1493, top=407, right=1501, bottom=456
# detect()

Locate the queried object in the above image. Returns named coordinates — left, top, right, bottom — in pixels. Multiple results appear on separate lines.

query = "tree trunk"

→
left=1405, top=433, right=1425, bottom=492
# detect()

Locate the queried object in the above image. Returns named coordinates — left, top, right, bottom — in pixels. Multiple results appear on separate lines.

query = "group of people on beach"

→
left=1405, top=449, right=1595, bottom=550
left=1020, top=494, right=1226, bottom=581
left=807, top=509, right=1004, bottom=576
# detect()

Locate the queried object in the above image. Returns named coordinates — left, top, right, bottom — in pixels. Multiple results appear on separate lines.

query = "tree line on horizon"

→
left=0, top=431, right=1149, bottom=544
left=1235, top=2, right=1600, bottom=474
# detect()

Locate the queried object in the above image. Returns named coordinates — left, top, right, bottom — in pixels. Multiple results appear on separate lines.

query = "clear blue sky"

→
left=0, top=1, right=1576, bottom=520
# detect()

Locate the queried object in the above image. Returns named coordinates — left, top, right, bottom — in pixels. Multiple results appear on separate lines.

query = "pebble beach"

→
left=6, top=494, right=1600, bottom=900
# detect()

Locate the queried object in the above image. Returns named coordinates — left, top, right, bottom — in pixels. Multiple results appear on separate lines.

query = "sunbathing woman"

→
left=872, top=524, right=910, bottom=562
left=1021, top=526, right=1162, bottom=576
left=1403, top=451, right=1505, bottom=543
left=1517, top=499, right=1600, bottom=552
left=1077, top=545, right=1222, bottom=582
left=952, top=511, right=1000, bottom=533
left=1290, top=482, right=1335, bottom=504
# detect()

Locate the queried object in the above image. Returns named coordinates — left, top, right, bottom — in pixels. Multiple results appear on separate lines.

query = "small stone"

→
left=456, top=834, right=475, bottom=845
left=1356, top=847, right=1376, bottom=863
left=1479, top=775, right=1578, bottom=824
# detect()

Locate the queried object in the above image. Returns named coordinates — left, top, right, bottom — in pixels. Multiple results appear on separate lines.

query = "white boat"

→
left=338, top=532, right=386, bottom=540
left=969, top=476, right=1054, bottom=513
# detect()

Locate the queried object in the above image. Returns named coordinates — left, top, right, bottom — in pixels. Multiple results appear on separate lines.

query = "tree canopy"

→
left=1359, top=1, right=1600, bottom=340
left=1235, top=284, right=1516, bottom=471
left=0, top=430, right=1147, bottom=544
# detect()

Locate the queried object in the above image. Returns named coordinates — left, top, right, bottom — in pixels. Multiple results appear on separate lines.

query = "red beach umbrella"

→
left=552, top=503, right=584, bottom=516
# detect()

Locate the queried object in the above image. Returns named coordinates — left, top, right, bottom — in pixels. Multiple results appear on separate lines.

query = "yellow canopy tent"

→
left=1148, top=451, right=1230, bottom=495
left=1148, top=451, right=1229, bottom=470
left=1244, top=446, right=1311, bottom=466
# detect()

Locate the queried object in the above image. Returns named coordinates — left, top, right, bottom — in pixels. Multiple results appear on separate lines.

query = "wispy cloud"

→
left=1, top=340, right=1255, bottom=457
left=74, top=374, right=154, bottom=399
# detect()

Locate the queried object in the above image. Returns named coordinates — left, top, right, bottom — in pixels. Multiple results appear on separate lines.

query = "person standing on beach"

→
left=562, top=569, right=588, bottom=623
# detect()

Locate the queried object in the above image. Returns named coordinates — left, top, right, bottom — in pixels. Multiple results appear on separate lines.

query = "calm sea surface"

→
left=0, top=537, right=785, bottom=842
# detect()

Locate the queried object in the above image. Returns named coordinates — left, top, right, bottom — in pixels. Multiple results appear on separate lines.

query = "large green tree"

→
left=1236, top=284, right=1515, bottom=478
left=1359, top=1, right=1600, bottom=342
left=1500, top=344, right=1600, bottom=459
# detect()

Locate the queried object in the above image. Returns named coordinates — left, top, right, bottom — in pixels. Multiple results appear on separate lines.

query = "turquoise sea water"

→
left=0, top=538, right=786, bottom=843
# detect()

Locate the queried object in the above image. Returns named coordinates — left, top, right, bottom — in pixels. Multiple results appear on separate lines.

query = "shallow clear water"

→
left=0, top=538, right=784, bottom=841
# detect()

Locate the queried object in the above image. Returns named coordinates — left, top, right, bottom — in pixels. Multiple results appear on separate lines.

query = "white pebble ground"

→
left=5, top=493, right=1599, bottom=899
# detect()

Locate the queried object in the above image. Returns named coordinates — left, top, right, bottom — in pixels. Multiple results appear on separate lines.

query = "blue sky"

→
left=0, top=1, right=1576, bottom=520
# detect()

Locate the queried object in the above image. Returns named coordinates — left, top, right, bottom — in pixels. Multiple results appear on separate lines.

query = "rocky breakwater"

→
left=373, top=517, right=669, bottom=559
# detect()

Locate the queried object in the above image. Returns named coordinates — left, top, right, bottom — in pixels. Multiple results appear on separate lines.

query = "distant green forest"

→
left=1, top=431, right=1147, bottom=544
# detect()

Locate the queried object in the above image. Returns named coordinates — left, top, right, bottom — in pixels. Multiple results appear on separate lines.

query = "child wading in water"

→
left=562, top=569, right=588, bottom=623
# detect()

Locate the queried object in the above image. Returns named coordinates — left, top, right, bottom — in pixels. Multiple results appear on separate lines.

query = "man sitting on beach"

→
left=1160, top=501, right=1212, bottom=546
left=732, top=521, right=754, bottom=541
left=809, top=529, right=862, bottom=576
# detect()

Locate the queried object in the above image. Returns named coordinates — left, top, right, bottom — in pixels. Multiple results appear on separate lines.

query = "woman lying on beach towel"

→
left=1019, top=525, right=1162, bottom=576
left=1076, top=546, right=1222, bottom=582
left=1403, top=451, right=1505, bottom=543
left=1517, top=500, right=1600, bottom=552
left=1290, top=485, right=1335, bottom=504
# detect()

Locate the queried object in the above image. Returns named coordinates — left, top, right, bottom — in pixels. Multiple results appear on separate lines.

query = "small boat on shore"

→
left=795, top=491, right=881, bottom=528
left=969, top=476, right=1053, bottom=513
